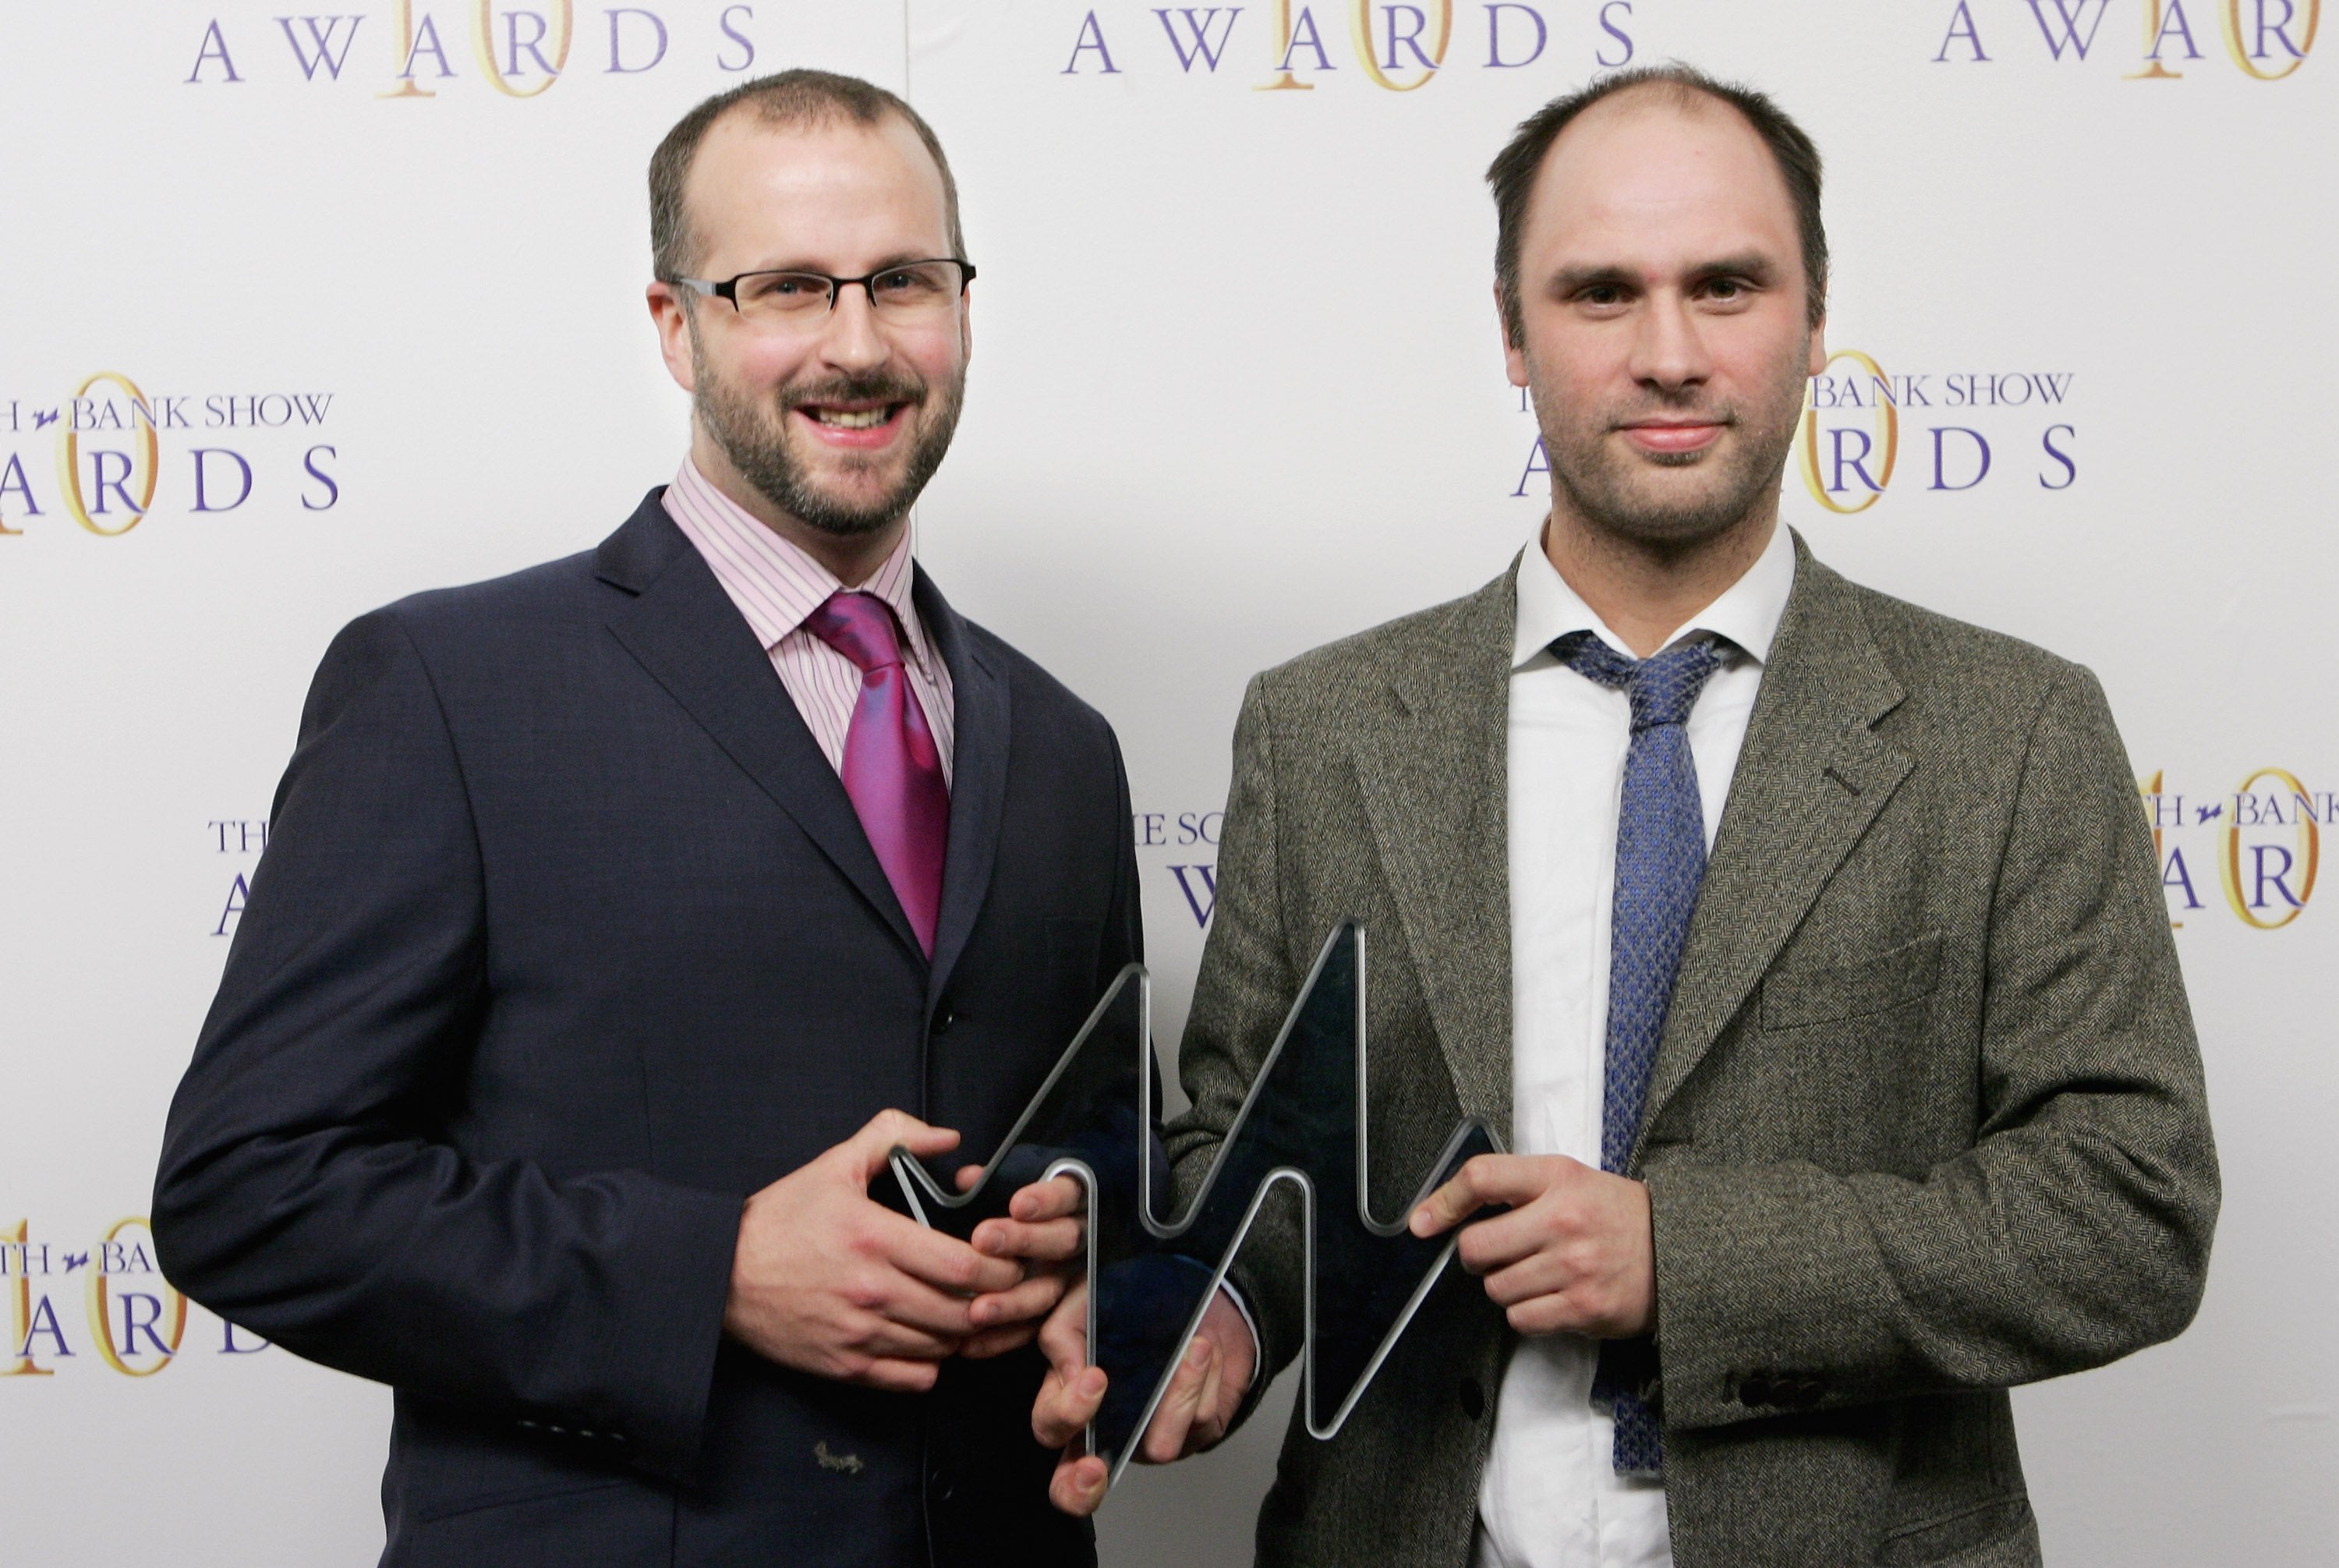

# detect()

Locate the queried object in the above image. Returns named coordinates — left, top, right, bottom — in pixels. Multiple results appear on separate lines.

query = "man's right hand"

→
left=724, top=1110, right=1025, bottom=1393
left=1030, top=1278, right=1258, bottom=1516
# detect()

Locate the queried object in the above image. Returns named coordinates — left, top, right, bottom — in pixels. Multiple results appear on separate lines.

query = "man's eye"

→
left=875, top=267, right=947, bottom=298
left=1580, top=285, right=1625, bottom=307
left=1706, top=278, right=1747, bottom=299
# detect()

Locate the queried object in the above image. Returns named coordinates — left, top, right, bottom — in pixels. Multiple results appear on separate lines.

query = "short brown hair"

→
left=1487, top=64, right=1828, bottom=342
left=648, top=69, right=966, bottom=282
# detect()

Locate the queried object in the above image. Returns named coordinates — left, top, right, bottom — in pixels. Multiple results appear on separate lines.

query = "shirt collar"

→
left=1511, top=519, right=1796, bottom=674
left=662, top=458, right=938, bottom=678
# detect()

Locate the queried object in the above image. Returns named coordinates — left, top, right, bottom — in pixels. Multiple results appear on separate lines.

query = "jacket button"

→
left=1459, top=1378, right=1485, bottom=1420
left=1788, top=1375, right=1826, bottom=1408
left=932, top=1007, right=957, bottom=1035
left=1737, top=1374, right=1776, bottom=1407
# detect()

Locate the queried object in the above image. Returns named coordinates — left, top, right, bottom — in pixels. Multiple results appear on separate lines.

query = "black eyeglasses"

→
left=665, top=260, right=975, bottom=325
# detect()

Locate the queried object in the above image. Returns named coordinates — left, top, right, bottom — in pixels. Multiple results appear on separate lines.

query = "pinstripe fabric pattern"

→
left=662, top=460, right=956, bottom=784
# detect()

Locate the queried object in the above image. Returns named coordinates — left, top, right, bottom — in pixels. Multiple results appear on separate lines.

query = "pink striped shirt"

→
left=662, top=459, right=956, bottom=785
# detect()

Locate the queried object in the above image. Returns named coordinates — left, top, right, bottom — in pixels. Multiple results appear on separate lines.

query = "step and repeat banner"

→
left=2, top=2, right=2327, bottom=1563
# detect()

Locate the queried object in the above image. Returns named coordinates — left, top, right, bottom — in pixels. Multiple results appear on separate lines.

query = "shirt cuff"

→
left=1216, top=1278, right=1264, bottom=1387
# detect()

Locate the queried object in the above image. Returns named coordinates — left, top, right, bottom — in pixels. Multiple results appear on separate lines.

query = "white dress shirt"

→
left=1474, top=521, right=1796, bottom=1568
left=661, top=458, right=956, bottom=782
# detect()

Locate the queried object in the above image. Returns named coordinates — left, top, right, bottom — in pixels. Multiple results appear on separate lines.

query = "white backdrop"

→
left=2, top=2, right=2330, bottom=1563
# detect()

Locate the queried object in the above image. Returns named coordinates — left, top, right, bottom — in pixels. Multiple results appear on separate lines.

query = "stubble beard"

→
left=689, top=324, right=966, bottom=539
left=1529, top=338, right=1808, bottom=555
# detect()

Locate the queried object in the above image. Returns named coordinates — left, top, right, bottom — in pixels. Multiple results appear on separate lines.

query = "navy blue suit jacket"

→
left=154, top=493, right=1138, bottom=1567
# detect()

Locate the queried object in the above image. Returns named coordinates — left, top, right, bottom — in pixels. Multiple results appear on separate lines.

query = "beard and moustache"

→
left=694, top=310, right=1797, bottom=550
left=689, top=326, right=966, bottom=539
left=1526, top=334, right=1810, bottom=550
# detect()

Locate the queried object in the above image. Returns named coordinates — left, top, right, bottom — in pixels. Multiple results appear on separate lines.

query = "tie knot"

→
left=805, top=592, right=906, bottom=674
left=1555, top=632, right=1721, bottom=732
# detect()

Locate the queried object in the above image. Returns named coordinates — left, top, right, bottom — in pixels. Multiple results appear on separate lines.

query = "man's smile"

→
left=794, top=398, right=913, bottom=448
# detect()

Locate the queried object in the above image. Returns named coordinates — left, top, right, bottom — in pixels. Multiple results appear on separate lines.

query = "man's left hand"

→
left=1410, top=1154, right=1655, bottom=1339
left=955, top=1172, right=1085, bottom=1358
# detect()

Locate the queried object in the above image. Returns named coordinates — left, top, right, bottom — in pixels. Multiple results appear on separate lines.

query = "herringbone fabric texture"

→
left=1169, top=537, right=2216, bottom=1568
left=1558, top=631, right=1721, bottom=1477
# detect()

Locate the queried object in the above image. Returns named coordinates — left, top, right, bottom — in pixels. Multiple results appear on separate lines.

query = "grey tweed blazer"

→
left=1166, top=534, right=2217, bottom=1568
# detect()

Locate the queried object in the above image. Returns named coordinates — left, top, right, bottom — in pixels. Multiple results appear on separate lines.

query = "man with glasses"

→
left=155, top=70, right=1118, bottom=1567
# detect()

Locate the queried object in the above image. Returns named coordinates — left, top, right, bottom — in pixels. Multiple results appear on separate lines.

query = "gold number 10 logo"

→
left=3, top=1218, right=189, bottom=1379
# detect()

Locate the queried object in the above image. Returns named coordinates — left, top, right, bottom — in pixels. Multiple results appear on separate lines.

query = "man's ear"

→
left=648, top=282, right=699, bottom=395
left=1499, top=283, right=1530, bottom=390
left=1806, top=312, right=1828, bottom=378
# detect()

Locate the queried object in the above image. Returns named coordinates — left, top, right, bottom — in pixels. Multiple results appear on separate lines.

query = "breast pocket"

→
left=1760, top=931, right=1944, bottom=1032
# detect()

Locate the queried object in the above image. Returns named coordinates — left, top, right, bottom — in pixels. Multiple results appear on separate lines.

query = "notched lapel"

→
left=915, top=571, right=1009, bottom=1011
left=1636, top=541, right=1911, bottom=1159
left=597, top=503, right=923, bottom=962
left=1350, top=575, right=1516, bottom=1136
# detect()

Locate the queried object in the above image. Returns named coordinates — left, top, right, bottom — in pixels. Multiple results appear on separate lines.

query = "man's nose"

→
left=1629, top=291, right=1712, bottom=392
left=816, top=284, right=890, bottom=373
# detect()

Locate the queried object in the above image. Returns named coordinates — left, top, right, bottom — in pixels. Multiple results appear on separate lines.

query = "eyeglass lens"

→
left=732, top=262, right=967, bottom=321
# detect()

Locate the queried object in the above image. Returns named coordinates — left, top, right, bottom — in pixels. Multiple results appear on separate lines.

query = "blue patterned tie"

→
left=1556, top=630, right=1722, bottom=1478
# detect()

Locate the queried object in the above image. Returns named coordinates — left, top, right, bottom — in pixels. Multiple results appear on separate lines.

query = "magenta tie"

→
left=803, top=593, right=950, bottom=957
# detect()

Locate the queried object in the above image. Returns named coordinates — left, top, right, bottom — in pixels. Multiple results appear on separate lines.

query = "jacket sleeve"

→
left=1646, top=664, right=2220, bottom=1429
left=151, top=609, right=743, bottom=1480
left=1099, top=722, right=1145, bottom=986
left=1165, top=674, right=1311, bottom=1410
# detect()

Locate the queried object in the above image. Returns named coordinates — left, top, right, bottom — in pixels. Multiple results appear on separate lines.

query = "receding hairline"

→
left=1486, top=63, right=1830, bottom=335
left=704, top=90, right=936, bottom=154
left=678, top=100, right=951, bottom=254
left=1545, top=78, right=1768, bottom=172
left=649, top=69, right=966, bottom=284
left=1527, top=81, right=1804, bottom=243
left=1576, top=74, right=1728, bottom=117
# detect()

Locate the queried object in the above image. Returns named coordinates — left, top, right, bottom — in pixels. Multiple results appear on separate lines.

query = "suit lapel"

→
left=596, top=494, right=924, bottom=962
left=1633, top=535, right=1910, bottom=1160
left=1350, top=571, right=1517, bottom=1137
left=915, top=569, right=1009, bottom=1012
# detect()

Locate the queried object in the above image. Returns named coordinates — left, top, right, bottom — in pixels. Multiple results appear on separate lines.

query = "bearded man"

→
left=1030, top=65, right=2217, bottom=1568
left=155, top=70, right=1116, bottom=1568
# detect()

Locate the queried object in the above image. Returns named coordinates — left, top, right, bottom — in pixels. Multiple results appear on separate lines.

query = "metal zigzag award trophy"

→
left=888, top=923, right=1502, bottom=1493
